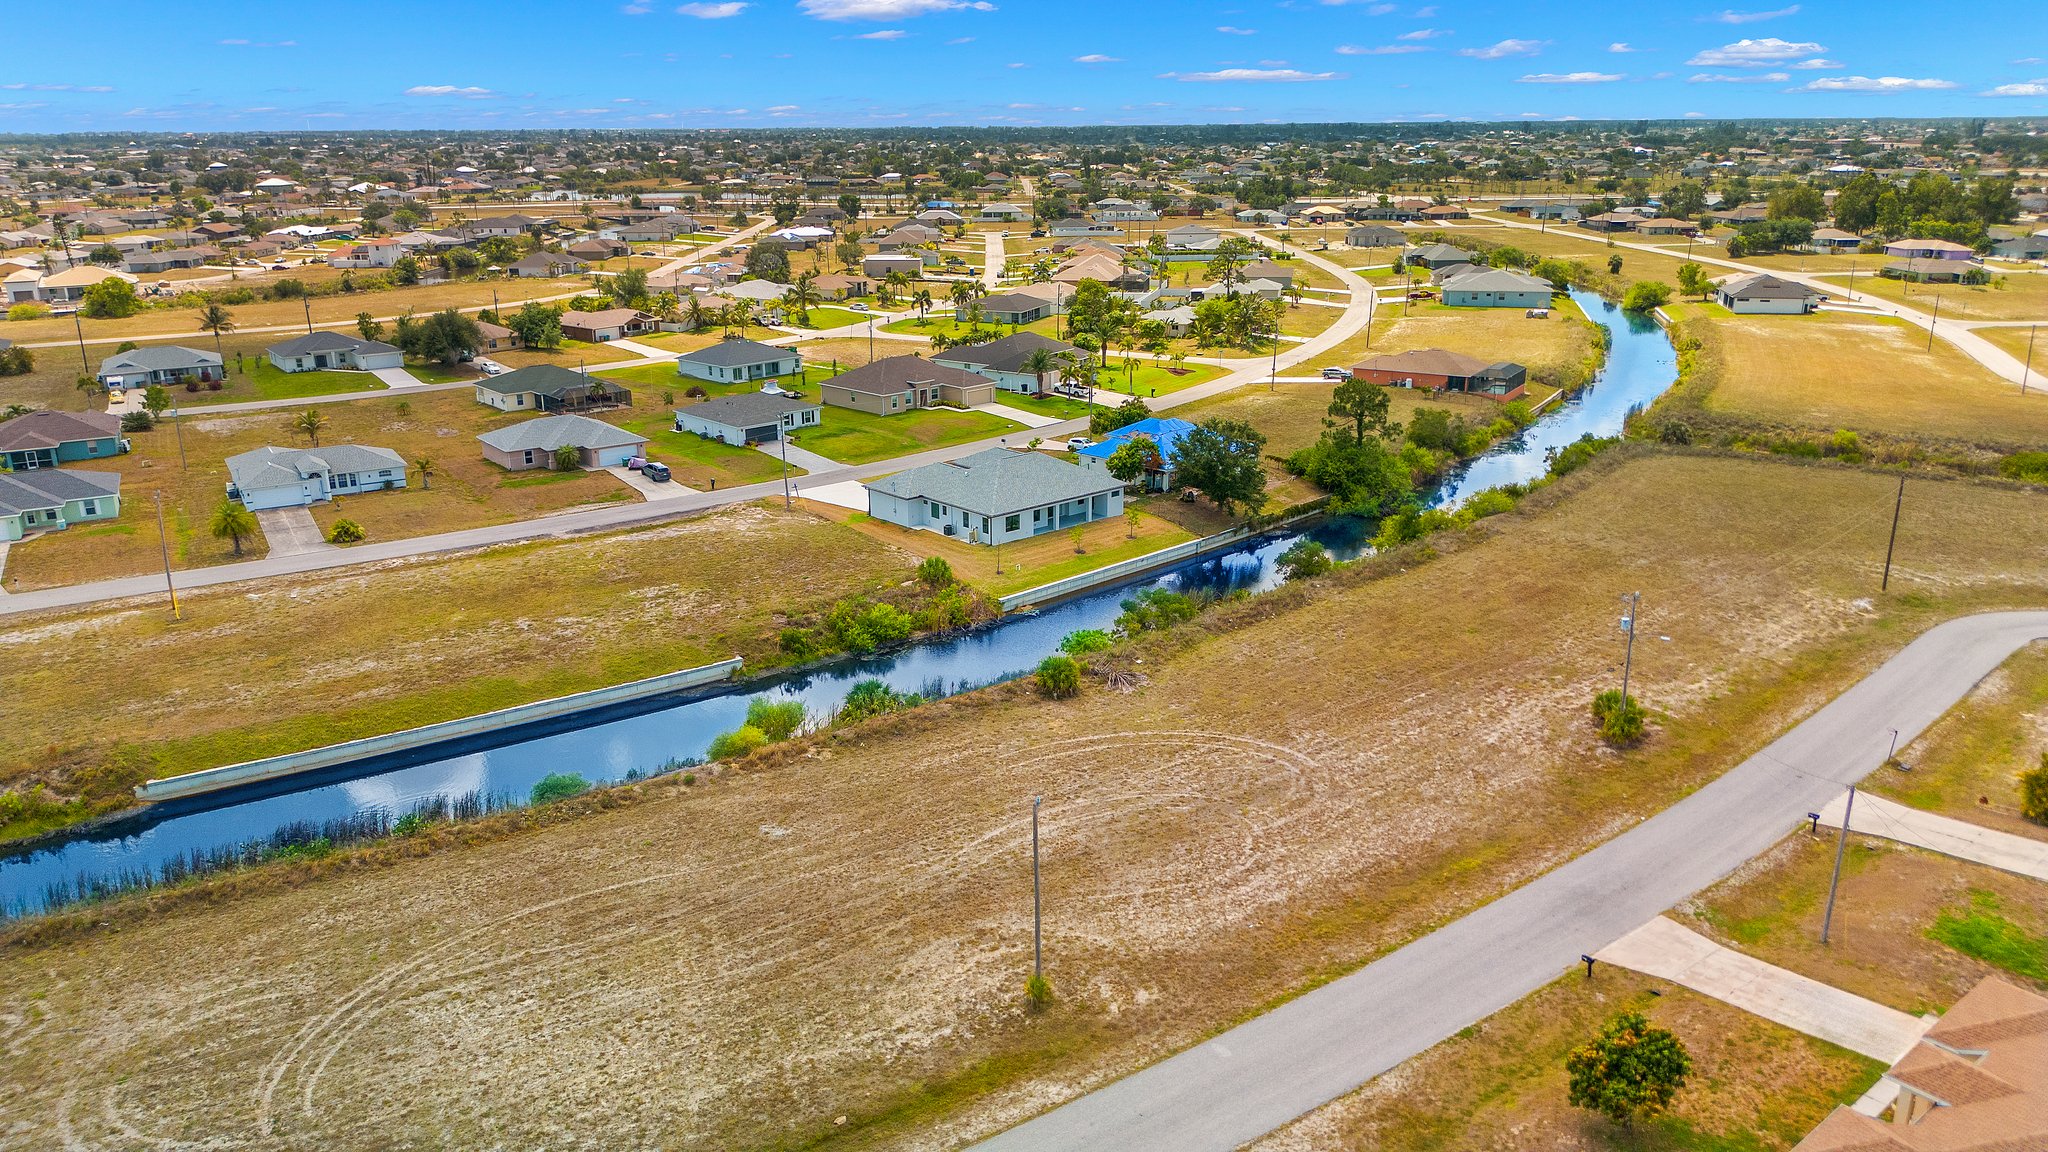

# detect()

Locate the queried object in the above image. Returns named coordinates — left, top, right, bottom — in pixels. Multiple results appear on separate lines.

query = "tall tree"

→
left=210, top=498, right=256, bottom=556
left=1326, top=376, right=1398, bottom=446
left=196, top=300, right=235, bottom=371
left=1170, top=417, right=1268, bottom=515
left=293, top=408, right=327, bottom=446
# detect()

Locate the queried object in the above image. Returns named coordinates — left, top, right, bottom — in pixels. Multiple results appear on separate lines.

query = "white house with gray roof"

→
left=476, top=414, right=647, bottom=471
left=0, top=469, right=121, bottom=541
left=95, top=345, right=223, bottom=390
left=674, top=338, right=801, bottom=385
left=674, top=390, right=821, bottom=446
left=265, top=331, right=404, bottom=372
left=864, top=447, right=1123, bottom=545
left=225, top=444, right=408, bottom=509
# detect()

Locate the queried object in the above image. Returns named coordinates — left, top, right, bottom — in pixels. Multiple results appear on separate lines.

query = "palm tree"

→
left=911, top=287, right=932, bottom=319
left=1019, top=348, right=1058, bottom=395
left=784, top=271, right=820, bottom=325
left=211, top=497, right=256, bottom=557
left=684, top=293, right=712, bottom=333
left=197, top=300, right=235, bottom=373
left=1055, top=352, right=1094, bottom=408
left=884, top=269, right=912, bottom=301
left=948, top=280, right=975, bottom=320
left=293, top=408, right=327, bottom=446
left=414, top=457, right=433, bottom=490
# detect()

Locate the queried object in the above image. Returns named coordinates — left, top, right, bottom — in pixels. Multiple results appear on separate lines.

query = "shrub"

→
left=1567, top=1011, right=1691, bottom=1126
left=685, top=384, right=708, bottom=399
left=7, top=301, right=50, bottom=322
left=1998, top=451, right=2048, bottom=484
left=327, top=519, right=367, bottom=544
left=1115, top=588, right=1200, bottom=634
left=1059, top=628, right=1114, bottom=656
left=744, top=698, right=807, bottom=742
left=1826, top=429, right=1863, bottom=463
left=1025, top=971, right=1054, bottom=1010
left=2021, top=753, right=2048, bottom=826
left=120, top=411, right=155, bottom=432
left=1591, top=689, right=1647, bottom=746
left=1549, top=434, right=1617, bottom=478
left=530, top=772, right=589, bottom=804
left=1658, top=420, right=1693, bottom=446
left=917, top=583, right=977, bottom=633
left=707, top=724, right=769, bottom=760
left=836, top=678, right=921, bottom=724
left=779, top=627, right=823, bottom=661
left=826, top=599, right=915, bottom=653
left=1036, top=655, right=1081, bottom=699
left=1277, top=538, right=1333, bottom=580
left=0, top=346, right=32, bottom=376
left=1460, top=489, right=1517, bottom=520
left=916, top=555, right=954, bottom=587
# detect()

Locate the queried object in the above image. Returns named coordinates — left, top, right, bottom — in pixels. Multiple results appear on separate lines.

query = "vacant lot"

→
left=1813, top=269, right=2048, bottom=322
left=1868, top=641, right=2048, bottom=836
left=0, top=503, right=916, bottom=830
left=1177, top=380, right=1505, bottom=457
left=2, top=390, right=635, bottom=589
left=1312, top=297, right=1595, bottom=390
left=811, top=499, right=1197, bottom=598
left=799, top=404, right=1023, bottom=465
left=1685, top=309, right=2048, bottom=447
left=8, top=453, right=2048, bottom=1150
left=1974, top=324, right=2047, bottom=369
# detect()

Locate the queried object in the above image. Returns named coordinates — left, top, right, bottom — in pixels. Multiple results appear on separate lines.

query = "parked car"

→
left=1066, top=436, right=1091, bottom=451
left=1524, top=307, right=1550, bottom=319
left=1320, top=367, right=1351, bottom=381
left=642, top=462, right=671, bottom=483
left=849, top=302, right=868, bottom=311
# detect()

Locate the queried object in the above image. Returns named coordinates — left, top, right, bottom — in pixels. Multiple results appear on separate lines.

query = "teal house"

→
left=0, top=469, right=122, bottom=541
left=0, top=410, right=126, bottom=471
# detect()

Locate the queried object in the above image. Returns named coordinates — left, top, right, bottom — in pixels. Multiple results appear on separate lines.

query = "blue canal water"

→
left=0, top=288, right=1677, bottom=917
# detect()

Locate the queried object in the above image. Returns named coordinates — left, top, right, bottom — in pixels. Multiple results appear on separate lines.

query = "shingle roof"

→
left=830, top=355, right=992, bottom=396
left=675, top=392, right=818, bottom=430
left=225, top=444, right=404, bottom=492
left=866, top=447, right=1120, bottom=515
left=932, top=332, right=1082, bottom=375
left=0, top=468, right=120, bottom=516
left=0, top=409, right=121, bottom=452
left=1352, top=348, right=1496, bottom=377
left=95, top=344, right=222, bottom=376
left=1442, top=267, right=1552, bottom=294
left=676, top=338, right=795, bottom=369
left=265, top=331, right=399, bottom=357
left=1721, top=273, right=1815, bottom=300
left=476, top=363, right=595, bottom=397
left=476, top=414, right=646, bottom=454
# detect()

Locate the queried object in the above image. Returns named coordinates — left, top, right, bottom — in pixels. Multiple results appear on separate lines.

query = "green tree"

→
left=1830, top=172, right=1883, bottom=234
left=1676, top=262, right=1711, bottom=302
left=607, top=266, right=650, bottom=307
left=2020, top=752, right=2048, bottom=826
left=391, top=254, right=422, bottom=285
left=1768, top=184, right=1826, bottom=222
left=836, top=192, right=864, bottom=222
left=1566, top=1011, right=1692, bottom=1127
left=1622, top=281, right=1672, bottom=312
left=210, top=497, right=256, bottom=556
left=745, top=240, right=791, bottom=283
left=355, top=311, right=384, bottom=342
left=1204, top=236, right=1255, bottom=295
left=141, top=384, right=172, bottom=418
left=293, top=407, right=327, bottom=446
left=530, top=773, right=589, bottom=803
left=1276, top=539, right=1332, bottom=580
left=1171, top=418, right=1268, bottom=515
left=1326, top=376, right=1398, bottom=446
left=80, top=277, right=140, bottom=319
left=397, top=308, right=483, bottom=365
left=553, top=443, right=582, bottom=471
left=1105, top=437, right=1158, bottom=484
left=506, top=301, right=564, bottom=349
left=413, top=457, right=433, bottom=490
left=1286, top=433, right=1411, bottom=517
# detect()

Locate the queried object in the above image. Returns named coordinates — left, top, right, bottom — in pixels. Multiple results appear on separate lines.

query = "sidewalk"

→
left=1817, top=791, right=2048, bottom=882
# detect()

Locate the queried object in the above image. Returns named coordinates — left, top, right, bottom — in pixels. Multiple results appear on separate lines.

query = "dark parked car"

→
left=642, top=462, right=671, bottom=483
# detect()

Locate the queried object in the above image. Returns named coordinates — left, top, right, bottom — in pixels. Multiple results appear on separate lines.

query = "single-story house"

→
left=476, top=414, right=648, bottom=471
left=673, top=389, right=822, bottom=446
left=1241, top=260, right=1295, bottom=289
left=1633, top=218, right=1697, bottom=236
left=931, top=332, right=1085, bottom=394
left=266, top=331, right=405, bottom=372
left=1883, top=258, right=1983, bottom=284
left=1142, top=304, right=1197, bottom=337
left=810, top=272, right=871, bottom=299
left=1440, top=267, right=1554, bottom=310
left=1348, top=348, right=1529, bottom=400
left=1717, top=273, right=1819, bottom=315
left=864, top=446, right=1124, bottom=545
left=475, top=321, right=523, bottom=352
left=970, top=291, right=1056, bottom=325
left=1809, top=227, right=1863, bottom=251
left=977, top=202, right=1029, bottom=222
left=95, top=345, right=223, bottom=389
left=566, top=237, right=629, bottom=260
left=1991, top=236, right=2048, bottom=261
left=1048, top=218, right=1122, bottom=238
left=474, top=364, right=633, bottom=413
left=0, top=410, right=125, bottom=471
left=0, top=468, right=122, bottom=541
left=1345, top=224, right=1407, bottom=248
left=1882, top=238, right=1975, bottom=262
left=674, top=338, right=801, bottom=385
left=507, top=252, right=589, bottom=278
left=123, top=248, right=211, bottom=274
left=824, top=355, right=996, bottom=416
left=1420, top=204, right=1470, bottom=221
left=1359, top=205, right=1422, bottom=222
left=1075, top=416, right=1196, bottom=492
left=225, top=444, right=407, bottom=510
left=1404, top=243, right=1476, bottom=270
left=914, top=209, right=966, bottom=226
left=862, top=253, right=926, bottom=279
left=559, top=308, right=656, bottom=342
left=1580, top=211, right=1639, bottom=233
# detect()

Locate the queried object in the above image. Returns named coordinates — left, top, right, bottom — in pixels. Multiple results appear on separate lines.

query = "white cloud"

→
left=1398, top=27, right=1450, bottom=40
left=1163, top=68, right=1343, bottom=82
left=1074, top=53, right=1119, bottom=63
left=798, top=0, right=993, bottom=18
left=1983, top=79, right=2048, bottom=97
left=404, top=85, right=497, bottom=98
left=1460, top=38, right=1543, bottom=59
left=1688, top=71, right=1789, bottom=82
left=1684, top=110, right=1705, bottom=117
left=1518, top=71, right=1623, bottom=83
left=1336, top=44, right=1426, bottom=54
left=767, top=104, right=800, bottom=113
left=1710, top=5, right=1799, bottom=22
left=621, top=1, right=650, bottom=11
left=1789, top=58, right=1840, bottom=69
left=1608, top=42, right=1637, bottom=52
left=1005, top=61, right=1026, bottom=67
left=1217, top=25, right=1256, bottom=34
left=1797, top=75, right=1957, bottom=92
left=1687, top=38, right=1825, bottom=66
left=676, top=1, right=748, bottom=15
left=854, top=28, right=906, bottom=38
left=3, top=83, right=114, bottom=92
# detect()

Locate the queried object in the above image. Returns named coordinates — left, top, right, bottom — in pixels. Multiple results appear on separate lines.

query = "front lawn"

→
left=179, top=360, right=387, bottom=406
left=609, top=404, right=798, bottom=489
left=795, top=404, right=1024, bottom=465
left=788, top=306, right=874, bottom=330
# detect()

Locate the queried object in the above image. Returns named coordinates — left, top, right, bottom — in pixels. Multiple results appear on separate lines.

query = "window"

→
left=1032, top=508, right=1042, bottom=524
left=1005, top=514, right=1020, bottom=533
left=81, top=499, right=97, bottom=516
left=523, top=450, right=535, bottom=465
left=87, top=440, right=99, bottom=454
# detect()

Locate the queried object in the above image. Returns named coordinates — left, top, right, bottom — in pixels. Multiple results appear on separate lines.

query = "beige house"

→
left=823, top=355, right=995, bottom=415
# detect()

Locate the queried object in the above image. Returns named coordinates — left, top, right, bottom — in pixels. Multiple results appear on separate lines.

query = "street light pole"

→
left=1031, top=796, right=1043, bottom=981
left=1820, top=784, right=1856, bottom=944
left=1619, top=591, right=1640, bottom=704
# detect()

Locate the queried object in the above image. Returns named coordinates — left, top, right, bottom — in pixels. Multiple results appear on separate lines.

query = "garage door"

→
left=745, top=424, right=779, bottom=442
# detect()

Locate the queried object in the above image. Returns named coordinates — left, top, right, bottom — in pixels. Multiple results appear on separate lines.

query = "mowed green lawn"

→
left=178, top=360, right=388, bottom=406
left=795, top=405, right=1024, bottom=465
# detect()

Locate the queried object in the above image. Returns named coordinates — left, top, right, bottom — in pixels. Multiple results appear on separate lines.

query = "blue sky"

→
left=3, top=1, right=2044, bottom=132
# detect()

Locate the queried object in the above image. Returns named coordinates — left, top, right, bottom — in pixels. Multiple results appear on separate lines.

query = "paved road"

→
left=971, top=610, right=2048, bottom=1152
left=2, top=237, right=1372, bottom=619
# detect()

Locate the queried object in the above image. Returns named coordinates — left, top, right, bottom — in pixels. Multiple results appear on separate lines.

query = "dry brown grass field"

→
left=1812, top=268, right=2048, bottom=322
left=5, top=452, right=2048, bottom=1150
left=1682, top=310, right=2048, bottom=447
left=1974, top=323, right=2048, bottom=369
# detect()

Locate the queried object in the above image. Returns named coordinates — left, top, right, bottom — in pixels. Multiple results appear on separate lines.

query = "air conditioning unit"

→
left=943, top=524, right=956, bottom=537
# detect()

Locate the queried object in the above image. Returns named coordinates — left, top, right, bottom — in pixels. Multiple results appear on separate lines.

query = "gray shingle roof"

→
left=226, top=444, right=405, bottom=492
left=932, top=332, right=1082, bottom=375
left=1721, top=273, right=1815, bottom=300
left=0, top=469, right=120, bottom=516
left=1442, top=267, right=1552, bottom=294
left=95, top=344, right=221, bottom=377
left=476, top=414, right=647, bottom=453
left=266, top=331, right=391, bottom=357
left=475, top=363, right=591, bottom=397
left=0, top=409, right=121, bottom=452
left=866, top=447, right=1121, bottom=516
left=675, top=392, right=818, bottom=430
left=830, top=355, right=992, bottom=396
left=676, top=338, right=796, bottom=369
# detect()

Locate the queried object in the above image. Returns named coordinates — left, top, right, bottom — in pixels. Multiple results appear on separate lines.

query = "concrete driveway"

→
left=605, top=465, right=694, bottom=500
left=370, top=366, right=422, bottom=389
left=1818, top=790, right=2048, bottom=882
left=255, top=507, right=335, bottom=557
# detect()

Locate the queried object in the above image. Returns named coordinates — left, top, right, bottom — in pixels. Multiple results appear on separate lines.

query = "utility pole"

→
left=1820, top=784, right=1856, bottom=944
left=1618, top=591, right=1640, bottom=705
left=1881, top=474, right=1905, bottom=591
left=154, top=490, right=180, bottom=621
left=1031, top=796, right=1043, bottom=981
left=1846, top=258, right=1857, bottom=302
left=302, top=294, right=313, bottom=335
left=778, top=422, right=791, bottom=509
left=2022, top=324, right=2037, bottom=397
left=73, top=308, right=89, bottom=372
left=1925, top=295, right=1940, bottom=353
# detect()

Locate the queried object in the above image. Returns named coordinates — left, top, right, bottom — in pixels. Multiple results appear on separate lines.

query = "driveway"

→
left=606, top=338, right=674, bottom=360
left=754, top=439, right=838, bottom=474
left=974, top=401, right=1060, bottom=429
left=605, top=465, right=695, bottom=500
left=370, top=366, right=422, bottom=389
left=971, top=611, right=2048, bottom=1152
left=1817, top=790, right=2048, bottom=881
left=254, top=507, right=335, bottom=557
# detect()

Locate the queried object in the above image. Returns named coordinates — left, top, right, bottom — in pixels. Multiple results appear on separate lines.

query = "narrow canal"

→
left=0, top=289, right=1676, bottom=916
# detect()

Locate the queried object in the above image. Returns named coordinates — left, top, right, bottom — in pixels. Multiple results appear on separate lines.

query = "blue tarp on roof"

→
left=1077, top=417, right=1197, bottom=463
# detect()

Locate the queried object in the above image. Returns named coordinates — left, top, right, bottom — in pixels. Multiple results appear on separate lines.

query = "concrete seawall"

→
left=999, top=513, right=1320, bottom=613
left=134, top=657, right=745, bottom=802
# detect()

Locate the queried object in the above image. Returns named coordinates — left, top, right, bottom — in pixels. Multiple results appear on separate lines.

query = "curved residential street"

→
left=0, top=236, right=1374, bottom=617
left=971, top=610, right=2048, bottom=1152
